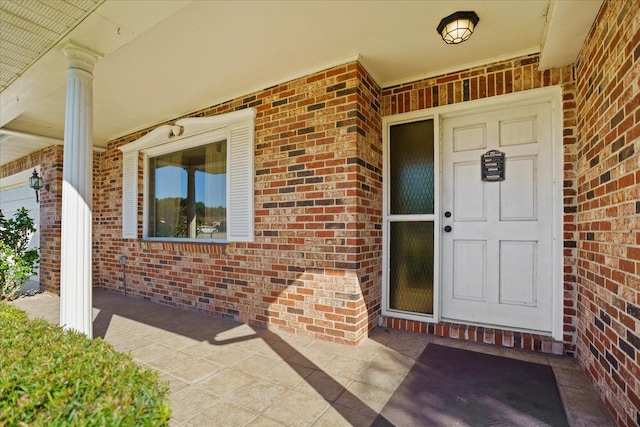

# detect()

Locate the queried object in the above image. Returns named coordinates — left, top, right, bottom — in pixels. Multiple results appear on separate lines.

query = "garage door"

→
left=0, top=169, right=40, bottom=294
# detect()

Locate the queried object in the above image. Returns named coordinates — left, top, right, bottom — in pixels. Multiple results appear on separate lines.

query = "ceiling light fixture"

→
left=437, top=11, right=480, bottom=45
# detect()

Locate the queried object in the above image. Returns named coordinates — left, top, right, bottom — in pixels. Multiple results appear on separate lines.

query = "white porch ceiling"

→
left=0, top=0, right=104, bottom=92
left=0, top=0, right=603, bottom=167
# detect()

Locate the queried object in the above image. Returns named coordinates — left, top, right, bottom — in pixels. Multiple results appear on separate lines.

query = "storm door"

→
left=383, top=119, right=438, bottom=319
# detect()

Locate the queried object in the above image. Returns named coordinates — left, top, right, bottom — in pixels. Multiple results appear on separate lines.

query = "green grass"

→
left=0, top=304, right=171, bottom=426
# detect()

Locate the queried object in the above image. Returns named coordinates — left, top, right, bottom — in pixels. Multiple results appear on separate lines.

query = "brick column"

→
left=59, top=44, right=99, bottom=337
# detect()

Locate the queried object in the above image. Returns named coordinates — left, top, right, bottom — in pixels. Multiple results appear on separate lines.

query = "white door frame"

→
left=382, top=86, right=564, bottom=341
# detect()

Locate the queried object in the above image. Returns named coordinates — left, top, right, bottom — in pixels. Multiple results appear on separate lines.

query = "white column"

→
left=60, top=44, right=99, bottom=338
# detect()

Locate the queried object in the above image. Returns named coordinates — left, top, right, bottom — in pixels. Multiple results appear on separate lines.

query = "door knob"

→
left=444, top=225, right=452, bottom=232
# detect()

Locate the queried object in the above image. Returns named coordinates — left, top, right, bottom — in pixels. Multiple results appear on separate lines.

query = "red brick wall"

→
left=575, top=1, right=640, bottom=425
left=1, top=146, right=104, bottom=294
left=39, top=146, right=63, bottom=293
left=354, top=66, right=384, bottom=334
left=0, top=151, right=41, bottom=179
left=95, top=63, right=383, bottom=345
left=379, top=53, right=579, bottom=354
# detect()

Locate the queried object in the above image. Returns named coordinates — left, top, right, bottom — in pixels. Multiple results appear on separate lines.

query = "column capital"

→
left=62, top=42, right=102, bottom=74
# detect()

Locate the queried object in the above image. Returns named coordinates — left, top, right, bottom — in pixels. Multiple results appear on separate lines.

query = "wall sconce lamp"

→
left=437, top=11, right=480, bottom=45
left=28, top=169, right=48, bottom=203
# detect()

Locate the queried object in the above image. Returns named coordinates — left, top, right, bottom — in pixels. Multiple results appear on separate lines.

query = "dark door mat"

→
left=373, top=344, right=569, bottom=427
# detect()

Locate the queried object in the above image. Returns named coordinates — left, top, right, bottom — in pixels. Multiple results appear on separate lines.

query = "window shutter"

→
left=121, top=151, right=138, bottom=238
left=227, top=119, right=254, bottom=242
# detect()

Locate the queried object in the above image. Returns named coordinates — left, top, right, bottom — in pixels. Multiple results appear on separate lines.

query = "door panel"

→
left=500, top=156, right=537, bottom=220
left=499, top=240, right=537, bottom=305
left=454, top=162, right=485, bottom=221
left=499, top=117, right=537, bottom=146
left=452, top=240, right=486, bottom=301
left=453, top=124, right=486, bottom=152
left=441, top=101, right=553, bottom=333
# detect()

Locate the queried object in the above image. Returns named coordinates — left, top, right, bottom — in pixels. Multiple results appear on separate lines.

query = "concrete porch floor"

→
left=10, top=289, right=615, bottom=427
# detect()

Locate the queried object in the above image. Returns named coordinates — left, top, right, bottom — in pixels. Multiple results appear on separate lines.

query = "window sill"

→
left=142, top=237, right=228, bottom=245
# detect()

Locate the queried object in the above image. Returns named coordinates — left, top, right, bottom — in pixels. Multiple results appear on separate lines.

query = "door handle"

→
left=444, top=225, right=452, bottom=232
left=444, top=211, right=452, bottom=218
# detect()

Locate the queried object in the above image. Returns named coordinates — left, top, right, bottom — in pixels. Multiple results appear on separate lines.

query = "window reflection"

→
left=148, top=140, right=227, bottom=240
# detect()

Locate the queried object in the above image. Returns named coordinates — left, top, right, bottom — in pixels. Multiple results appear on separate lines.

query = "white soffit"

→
left=539, top=0, right=604, bottom=70
left=0, top=0, right=105, bottom=92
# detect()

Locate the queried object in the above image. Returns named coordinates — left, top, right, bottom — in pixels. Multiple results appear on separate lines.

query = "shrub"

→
left=0, top=208, right=40, bottom=301
left=0, top=305, right=171, bottom=425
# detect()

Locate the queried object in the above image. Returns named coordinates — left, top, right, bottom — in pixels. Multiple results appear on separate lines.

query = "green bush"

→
left=0, top=305, right=171, bottom=426
left=0, top=208, right=40, bottom=301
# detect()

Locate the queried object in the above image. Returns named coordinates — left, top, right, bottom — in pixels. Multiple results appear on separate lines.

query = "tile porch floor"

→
left=10, top=289, right=615, bottom=427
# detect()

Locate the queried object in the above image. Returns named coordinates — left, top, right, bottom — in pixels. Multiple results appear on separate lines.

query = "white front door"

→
left=441, top=100, right=555, bottom=333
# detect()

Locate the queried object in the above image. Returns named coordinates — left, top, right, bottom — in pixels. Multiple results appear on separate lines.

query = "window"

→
left=148, top=140, right=227, bottom=240
left=119, top=108, right=255, bottom=243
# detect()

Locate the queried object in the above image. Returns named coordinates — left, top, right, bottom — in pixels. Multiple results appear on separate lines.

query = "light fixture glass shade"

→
left=28, top=169, right=43, bottom=191
left=437, top=11, right=480, bottom=45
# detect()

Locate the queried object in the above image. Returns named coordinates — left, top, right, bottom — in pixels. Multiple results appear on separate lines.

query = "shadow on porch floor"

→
left=10, top=289, right=614, bottom=426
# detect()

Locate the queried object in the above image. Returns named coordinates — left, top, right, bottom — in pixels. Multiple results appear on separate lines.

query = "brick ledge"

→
left=379, top=316, right=565, bottom=355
